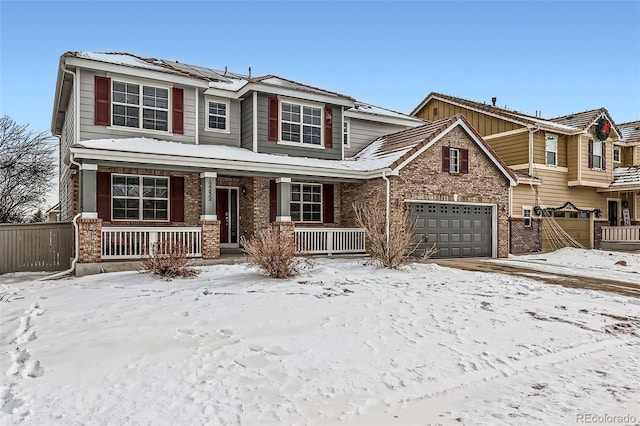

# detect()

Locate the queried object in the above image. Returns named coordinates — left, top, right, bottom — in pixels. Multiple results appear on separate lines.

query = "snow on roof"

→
left=75, top=138, right=410, bottom=173
left=73, top=52, right=169, bottom=72
left=208, top=78, right=250, bottom=91
left=619, top=120, right=640, bottom=143
left=347, top=102, right=424, bottom=123
left=611, top=166, right=640, bottom=187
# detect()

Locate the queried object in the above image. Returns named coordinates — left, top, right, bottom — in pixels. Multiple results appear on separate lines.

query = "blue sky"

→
left=1, top=0, right=639, bottom=135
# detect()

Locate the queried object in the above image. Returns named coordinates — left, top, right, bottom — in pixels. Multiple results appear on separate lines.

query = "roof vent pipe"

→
left=491, top=97, right=497, bottom=106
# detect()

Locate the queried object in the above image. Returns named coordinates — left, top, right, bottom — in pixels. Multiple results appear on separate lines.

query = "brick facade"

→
left=200, top=220, right=221, bottom=259
left=271, top=221, right=295, bottom=250
left=510, top=218, right=542, bottom=253
left=77, top=218, right=102, bottom=263
left=593, top=219, right=607, bottom=249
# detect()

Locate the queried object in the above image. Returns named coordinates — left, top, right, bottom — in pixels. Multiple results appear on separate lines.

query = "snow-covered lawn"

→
left=1, top=249, right=639, bottom=426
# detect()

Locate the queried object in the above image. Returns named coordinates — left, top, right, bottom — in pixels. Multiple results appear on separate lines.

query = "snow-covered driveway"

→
left=1, top=249, right=639, bottom=425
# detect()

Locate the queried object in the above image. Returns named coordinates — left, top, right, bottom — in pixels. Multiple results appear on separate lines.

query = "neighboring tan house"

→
left=411, top=93, right=639, bottom=252
left=51, top=52, right=516, bottom=274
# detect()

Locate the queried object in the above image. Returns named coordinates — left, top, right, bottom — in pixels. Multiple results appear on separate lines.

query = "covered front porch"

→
left=597, top=169, right=640, bottom=250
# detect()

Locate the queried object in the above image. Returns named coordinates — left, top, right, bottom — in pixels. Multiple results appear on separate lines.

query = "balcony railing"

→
left=295, top=228, right=366, bottom=255
left=101, top=227, right=202, bottom=260
left=601, top=225, right=640, bottom=242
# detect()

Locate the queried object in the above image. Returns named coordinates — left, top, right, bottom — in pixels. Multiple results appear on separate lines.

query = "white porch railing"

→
left=295, top=228, right=366, bottom=255
left=601, top=226, right=640, bottom=242
left=101, top=227, right=202, bottom=260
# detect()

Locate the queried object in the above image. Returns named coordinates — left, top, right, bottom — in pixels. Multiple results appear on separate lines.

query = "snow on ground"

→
left=492, top=247, right=640, bottom=285
left=1, top=249, right=639, bottom=426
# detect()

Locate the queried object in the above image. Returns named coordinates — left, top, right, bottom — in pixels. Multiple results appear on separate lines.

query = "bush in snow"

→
left=353, top=195, right=418, bottom=268
left=240, top=226, right=305, bottom=278
left=141, top=241, right=199, bottom=280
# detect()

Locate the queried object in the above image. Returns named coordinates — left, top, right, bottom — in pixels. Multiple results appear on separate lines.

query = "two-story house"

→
left=411, top=93, right=639, bottom=252
left=51, top=52, right=517, bottom=275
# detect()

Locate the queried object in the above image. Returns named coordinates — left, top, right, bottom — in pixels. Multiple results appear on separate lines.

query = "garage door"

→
left=410, top=202, right=493, bottom=259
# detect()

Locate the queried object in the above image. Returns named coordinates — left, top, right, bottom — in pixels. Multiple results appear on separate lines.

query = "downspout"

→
left=43, top=65, right=82, bottom=280
left=381, top=170, right=391, bottom=251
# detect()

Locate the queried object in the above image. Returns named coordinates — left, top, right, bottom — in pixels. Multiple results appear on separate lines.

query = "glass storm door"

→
left=608, top=200, right=618, bottom=227
left=216, top=188, right=238, bottom=245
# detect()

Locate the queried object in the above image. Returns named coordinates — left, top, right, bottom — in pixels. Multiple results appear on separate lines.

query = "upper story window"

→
left=206, top=99, right=229, bottom=132
left=449, top=148, right=460, bottom=173
left=112, top=81, right=169, bottom=131
left=590, top=139, right=604, bottom=169
left=545, top=135, right=558, bottom=166
left=442, top=146, right=469, bottom=174
left=343, top=119, right=350, bottom=146
left=613, top=146, right=621, bottom=163
left=112, top=174, right=169, bottom=221
left=291, top=183, right=322, bottom=222
left=281, top=102, right=322, bottom=145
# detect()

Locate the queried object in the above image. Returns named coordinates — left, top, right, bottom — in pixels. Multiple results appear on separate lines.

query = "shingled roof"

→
left=549, top=108, right=622, bottom=138
left=619, top=120, right=640, bottom=144
left=411, top=92, right=576, bottom=132
left=611, top=166, right=640, bottom=188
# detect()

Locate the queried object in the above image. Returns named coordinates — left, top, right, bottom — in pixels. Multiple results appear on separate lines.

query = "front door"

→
left=216, top=188, right=238, bottom=246
left=608, top=200, right=618, bottom=227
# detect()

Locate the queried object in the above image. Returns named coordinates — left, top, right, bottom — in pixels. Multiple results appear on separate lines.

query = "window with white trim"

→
left=343, top=119, right=350, bottom=146
left=112, top=81, right=169, bottom=131
left=112, top=175, right=169, bottom=221
left=291, top=183, right=322, bottom=222
left=281, top=101, right=322, bottom=145
left=450, top=148, right=460, bottom=173
left=592, top=140, right=603, bottom=169
left=613, top=146, right=621, bottom=163
left=545, top=135, right=558, bottom=166
left=206, top=99, right=229, bottom=132
left=523, top=208, right=532, bottom=228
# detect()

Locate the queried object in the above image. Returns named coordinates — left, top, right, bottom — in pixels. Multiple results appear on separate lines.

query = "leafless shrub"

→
left=353, top=195, right=417, bottom=268
left=240, top=226, right=306, bottom=278
left=140, top=241, right=199, bottom=280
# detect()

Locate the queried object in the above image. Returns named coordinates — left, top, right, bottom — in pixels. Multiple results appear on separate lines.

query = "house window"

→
left=613, top=146, right=621, bottom=163
left=112, top=81, right=169, bottom=131
left=112, top=175, right=169, bottom=221
left=291, top=183, right=321, bottom=222
left=343, top=119, right=350, bottom=146
left=545, top=135, right=558, bottom=166
left=206, top=99, right=228, bottom=131
left=592, top=140, right=603, bottom=169
left=433, top=107, right=438, bottom=118
left=450, top=148, right=460, bottom=173
left=523, top=208, right=532, bottom=228
left=281, top=102, right=322, bottom=145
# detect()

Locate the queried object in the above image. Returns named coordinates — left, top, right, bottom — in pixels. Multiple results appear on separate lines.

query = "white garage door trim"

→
left=405, top=199, right=498, bottom=258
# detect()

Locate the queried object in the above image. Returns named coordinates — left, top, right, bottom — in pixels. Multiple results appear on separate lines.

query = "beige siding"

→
left=542, top=218, right=591, bottom=250
left=578, top=135, right=614, bottom=185
left=485, top=132, right=528, bottom=165
left=78, top=70, right=196, bottom=143
left=567, top=135, right=579, bottom=181
left=415, top=99, right=522, bottom=136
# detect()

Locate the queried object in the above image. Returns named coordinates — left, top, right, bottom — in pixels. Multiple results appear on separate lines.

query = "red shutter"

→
left=170, top=176, right=184, bottom=222
left=588, top=139, right=594, bottom=169
left=96, top=172, right=111, bottom=221
left=269, top=180, right=277, bottom=222
left=461, top=149, right=469, bottom=174
left=602, top=142, right=607, bottom=170
left=322, top=183, right=334, bottom=223
left=94, top=76, right=111, bottom=126
left=268, top=98, right=279, bottom=141
left=172, top=88, right=184, bottom=134
left=324, top=107, right=333, bottom=148
left=442, top=146, right=450, bottom=172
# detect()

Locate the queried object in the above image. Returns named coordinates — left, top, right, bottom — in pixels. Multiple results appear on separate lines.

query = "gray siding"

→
left=60, top=84, right=75, bottom=221
left=240, top=95, right=254, bottom=150
left=256, top=94, right=342, bottom=160
left=78, top=70, right=196, bottom=143
left=345, top=119, right=412, bottom=157
left=198, top=93, right=241, bottom=147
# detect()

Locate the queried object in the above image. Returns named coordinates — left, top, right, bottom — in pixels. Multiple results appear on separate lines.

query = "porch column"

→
left=200, top=172, right=217, bottom=221
left=200, top=172, right=220, bottom=259
left=276, top=177, right=291, bottom=222
left=80, top=163, right=98, bottom=219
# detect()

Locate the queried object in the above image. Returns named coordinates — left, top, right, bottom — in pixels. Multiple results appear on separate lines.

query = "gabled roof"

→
left=411, top=92, right=576, bottom=132
left=345, top=102, right=425, bottom=126
left=549, top=108, right=622, bottom=139
left=619, top=120, right=640, bottom=144
left=355, top=114, right=517, bottom=185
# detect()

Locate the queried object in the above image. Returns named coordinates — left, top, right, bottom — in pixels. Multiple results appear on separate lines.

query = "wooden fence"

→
left=0, top=222, right=74, bottom=274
